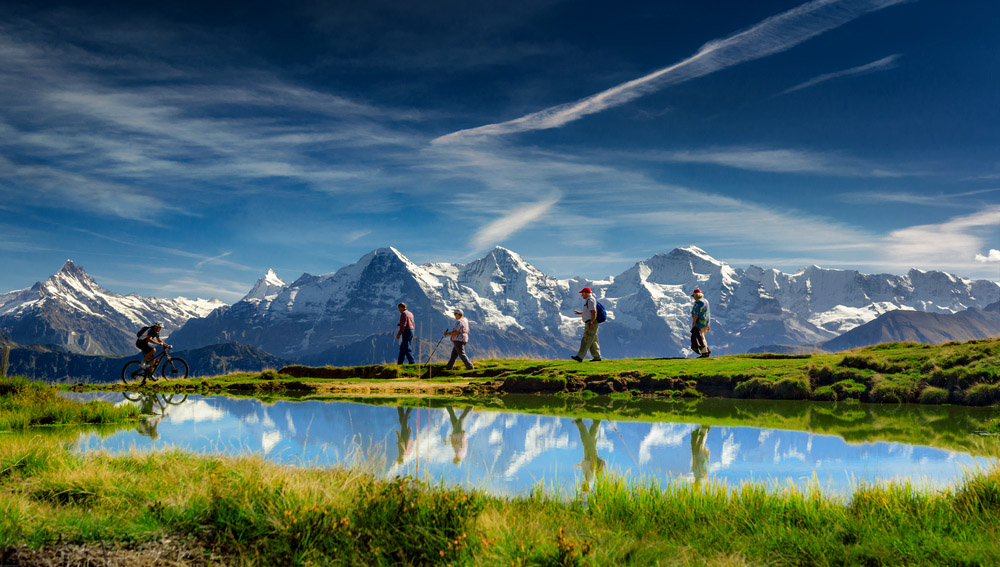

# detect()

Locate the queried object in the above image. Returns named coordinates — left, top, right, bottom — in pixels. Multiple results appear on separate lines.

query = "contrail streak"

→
left=780, top=53, right=901, bottom=94
left=434, top=0, right=908, bottom=144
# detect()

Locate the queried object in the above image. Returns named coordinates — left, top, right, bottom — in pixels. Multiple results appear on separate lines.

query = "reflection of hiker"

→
left=395, top=407, right=414, bottom=464
left=444, top=309, right=474, bottom=371
left=446, top=406, right=472, bottom=464
left=135, top=394, right=164, bottom=440
left=137, top=415, right=162, bottom=440
left=574, top=418, right=606, bottom=493
left=691, top=425, right=710, bottom=484
left=396, top=303, right=415, bottom=365
left=571, top=287, right=602, bottom=362
left=690, top=288, right=711, bottom=358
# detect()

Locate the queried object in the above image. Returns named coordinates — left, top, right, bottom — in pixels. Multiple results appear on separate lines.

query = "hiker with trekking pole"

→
left=443, top=308, right=475, bottom=371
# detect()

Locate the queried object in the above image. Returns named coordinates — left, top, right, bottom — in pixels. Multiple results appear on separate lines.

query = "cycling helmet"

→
left=152, top=321, right=164, bottom=328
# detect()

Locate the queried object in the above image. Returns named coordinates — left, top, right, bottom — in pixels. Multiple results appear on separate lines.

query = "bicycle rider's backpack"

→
left=136, top=325, right=151, bottom=338
left=595, top=302, right=607, bottom=324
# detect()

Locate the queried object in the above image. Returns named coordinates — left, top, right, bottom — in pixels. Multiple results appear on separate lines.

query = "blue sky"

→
left=1, top=0, right=998, bottom=302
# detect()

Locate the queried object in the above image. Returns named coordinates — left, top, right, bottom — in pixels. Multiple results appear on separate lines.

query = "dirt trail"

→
left=308, top=379, right=474, bottom=396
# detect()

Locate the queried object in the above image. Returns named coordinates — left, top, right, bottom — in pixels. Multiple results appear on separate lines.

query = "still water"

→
left=63, top=392, right=997, bottom=499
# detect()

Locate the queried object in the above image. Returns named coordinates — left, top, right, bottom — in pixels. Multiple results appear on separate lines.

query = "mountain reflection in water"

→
left=64, top=393, right=997, bottom=498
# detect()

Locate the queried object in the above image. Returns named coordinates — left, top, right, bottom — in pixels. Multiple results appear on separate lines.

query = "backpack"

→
left=595, top=302, right=607, bottom=324
left=136, top=325, right=151, bottom=338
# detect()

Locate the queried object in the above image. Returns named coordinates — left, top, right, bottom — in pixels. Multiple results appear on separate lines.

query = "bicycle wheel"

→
left=121, top=360, right=144, bottom=385
left=161, top=357, right=189, bottom=380
left=123, top=391, right=145, bottom=402
left=162, top=393, right=188, bottom=405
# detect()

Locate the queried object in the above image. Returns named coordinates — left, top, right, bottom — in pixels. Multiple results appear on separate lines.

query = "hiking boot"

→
left=590, top=358, right=603, bottom=362
left=699, top=351, right=711, bottom=358
left=571, top=355, right=583, bottom=362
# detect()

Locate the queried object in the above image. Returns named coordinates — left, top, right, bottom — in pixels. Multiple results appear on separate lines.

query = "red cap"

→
left=691, top=288, right=702, bottom=295
left=578, top=287, right=592, bottom=294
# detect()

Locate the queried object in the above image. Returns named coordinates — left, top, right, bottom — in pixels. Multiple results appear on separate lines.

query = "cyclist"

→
left=136, top=322, right=169, bottom=371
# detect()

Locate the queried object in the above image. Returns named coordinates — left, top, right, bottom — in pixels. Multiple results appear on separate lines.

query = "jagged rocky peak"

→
left=243, top=269, right=287, bottom=302
left=458, top=246, right=551, bottom=297
left=46, top=260, right=102, bottom=294
left=54, top=260, right=94, bottom=282
left=358, top=246, right=416, bottom=274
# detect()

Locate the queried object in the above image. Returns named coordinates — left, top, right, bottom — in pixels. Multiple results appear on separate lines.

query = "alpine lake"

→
left=59, top=390, right=999, bottom=501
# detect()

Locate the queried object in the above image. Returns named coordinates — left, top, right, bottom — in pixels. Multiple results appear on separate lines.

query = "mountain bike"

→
left=121, top=345, right=189, bottom=385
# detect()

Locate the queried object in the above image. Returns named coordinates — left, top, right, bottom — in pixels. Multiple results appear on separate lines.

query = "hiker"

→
left=574, top=418, right=605, bottom=497
left=691, top=425, right=710, bottom=485
left=444, top=309, right=474, bottom=370
left=396, top=302, right=415, bottom=364
left=394, top=407, right=414, bottom=465
left=690, top=288, right=711, bottom=357
left=571, top=287, right=602, bottom=362
left=446, top=406, right=472, bottom=464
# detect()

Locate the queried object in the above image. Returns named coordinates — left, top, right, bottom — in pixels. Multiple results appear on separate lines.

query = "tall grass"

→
left=1, top=436, right=997, bottom=566
left=0, top=375, right=140, bottom=431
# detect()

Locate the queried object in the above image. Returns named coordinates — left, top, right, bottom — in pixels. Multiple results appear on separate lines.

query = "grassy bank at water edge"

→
left=82, top=338, right=1000, bottom=406
left=2, top=434, right=999, bottom=567
left=1, top=375, right=140, bottom=431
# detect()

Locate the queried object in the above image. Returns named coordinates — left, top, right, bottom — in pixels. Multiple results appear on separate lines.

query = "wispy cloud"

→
left=883, top=205, right=1000, bottom=269
left=645, top=146, right=905, bottom=177
left=469, top=194, right=561, bottom=254
left=67, top=226, right=259, bottom=272
left=434, top=0, right=908, bottom=143
left=839, top=187, right=1000, bottom=206
left=0, top=18, right=423, bottom=221
left=779, top=54, right=901, bottom=95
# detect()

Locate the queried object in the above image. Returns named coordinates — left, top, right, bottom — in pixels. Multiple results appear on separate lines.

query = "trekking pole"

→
left=425, top=331, right=447, bottom=365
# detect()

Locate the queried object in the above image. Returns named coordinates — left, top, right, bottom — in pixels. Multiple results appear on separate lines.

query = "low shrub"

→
left=733, top=377, right=772, bottom=399
left=965, top=384, right=1000, bottom=406
left=773, top=377, right=811, bottom=400
left=869, top=378, right=917, bottom=404
left=918, top=386, right=949, bottom=405
left=831, top=379, right=867, bottom=400
left=811, top=385, right=837, bottom=401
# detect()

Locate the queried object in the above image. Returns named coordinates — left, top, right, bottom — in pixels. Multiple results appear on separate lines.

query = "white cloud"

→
left=975, top=250, right=1000, bottom=263
left=469, top=195, right=561, bottom=253
left=435, top=0, right=908, bottom=143
left=883, top=206, right=1000, bottom=269
left=780, top=54, right=901, bottom=95
left=649, top=146, right=904, bottom=177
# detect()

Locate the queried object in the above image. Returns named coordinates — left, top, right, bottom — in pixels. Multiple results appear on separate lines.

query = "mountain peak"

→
left=671, top=246, right=723, bottom=265
left=58, top=259, right=87, bottom=277
left=487, top=246, right=528, bottom=267
left=50, top=260, right=100, bottom=290
left=242, top=269, right=287, bottom=302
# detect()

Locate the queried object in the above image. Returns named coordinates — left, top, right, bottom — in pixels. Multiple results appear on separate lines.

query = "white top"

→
left=581, top=296, right=597, bottom=322
left=451, top=318, right=470, bottom=342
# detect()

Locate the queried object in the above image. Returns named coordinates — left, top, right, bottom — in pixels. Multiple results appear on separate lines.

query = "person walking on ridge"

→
left=396, top=302, right=415, bottom=364
left=690, top=288, right=711, bottom=358
left=571, top=287, right=602, bottom=362
left=444, top=309, right=475, bottom=370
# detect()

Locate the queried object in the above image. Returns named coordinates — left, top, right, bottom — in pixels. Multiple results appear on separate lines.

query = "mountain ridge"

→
left=0, top=260, right=225, bottom=356
left=171, top=246, right=999, bottom=363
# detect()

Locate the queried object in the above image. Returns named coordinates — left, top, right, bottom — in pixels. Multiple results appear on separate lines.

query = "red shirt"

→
left=398, top=310, right=415, bottom=331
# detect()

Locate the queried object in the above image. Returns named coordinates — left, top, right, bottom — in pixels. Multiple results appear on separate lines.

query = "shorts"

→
left=136, top=339, right=154, bottom=355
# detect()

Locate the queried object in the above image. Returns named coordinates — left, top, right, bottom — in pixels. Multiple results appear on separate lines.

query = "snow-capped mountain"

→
left=171, top=246, right=1000, bottom=362
left=0, top=261, right=225, bottom=356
